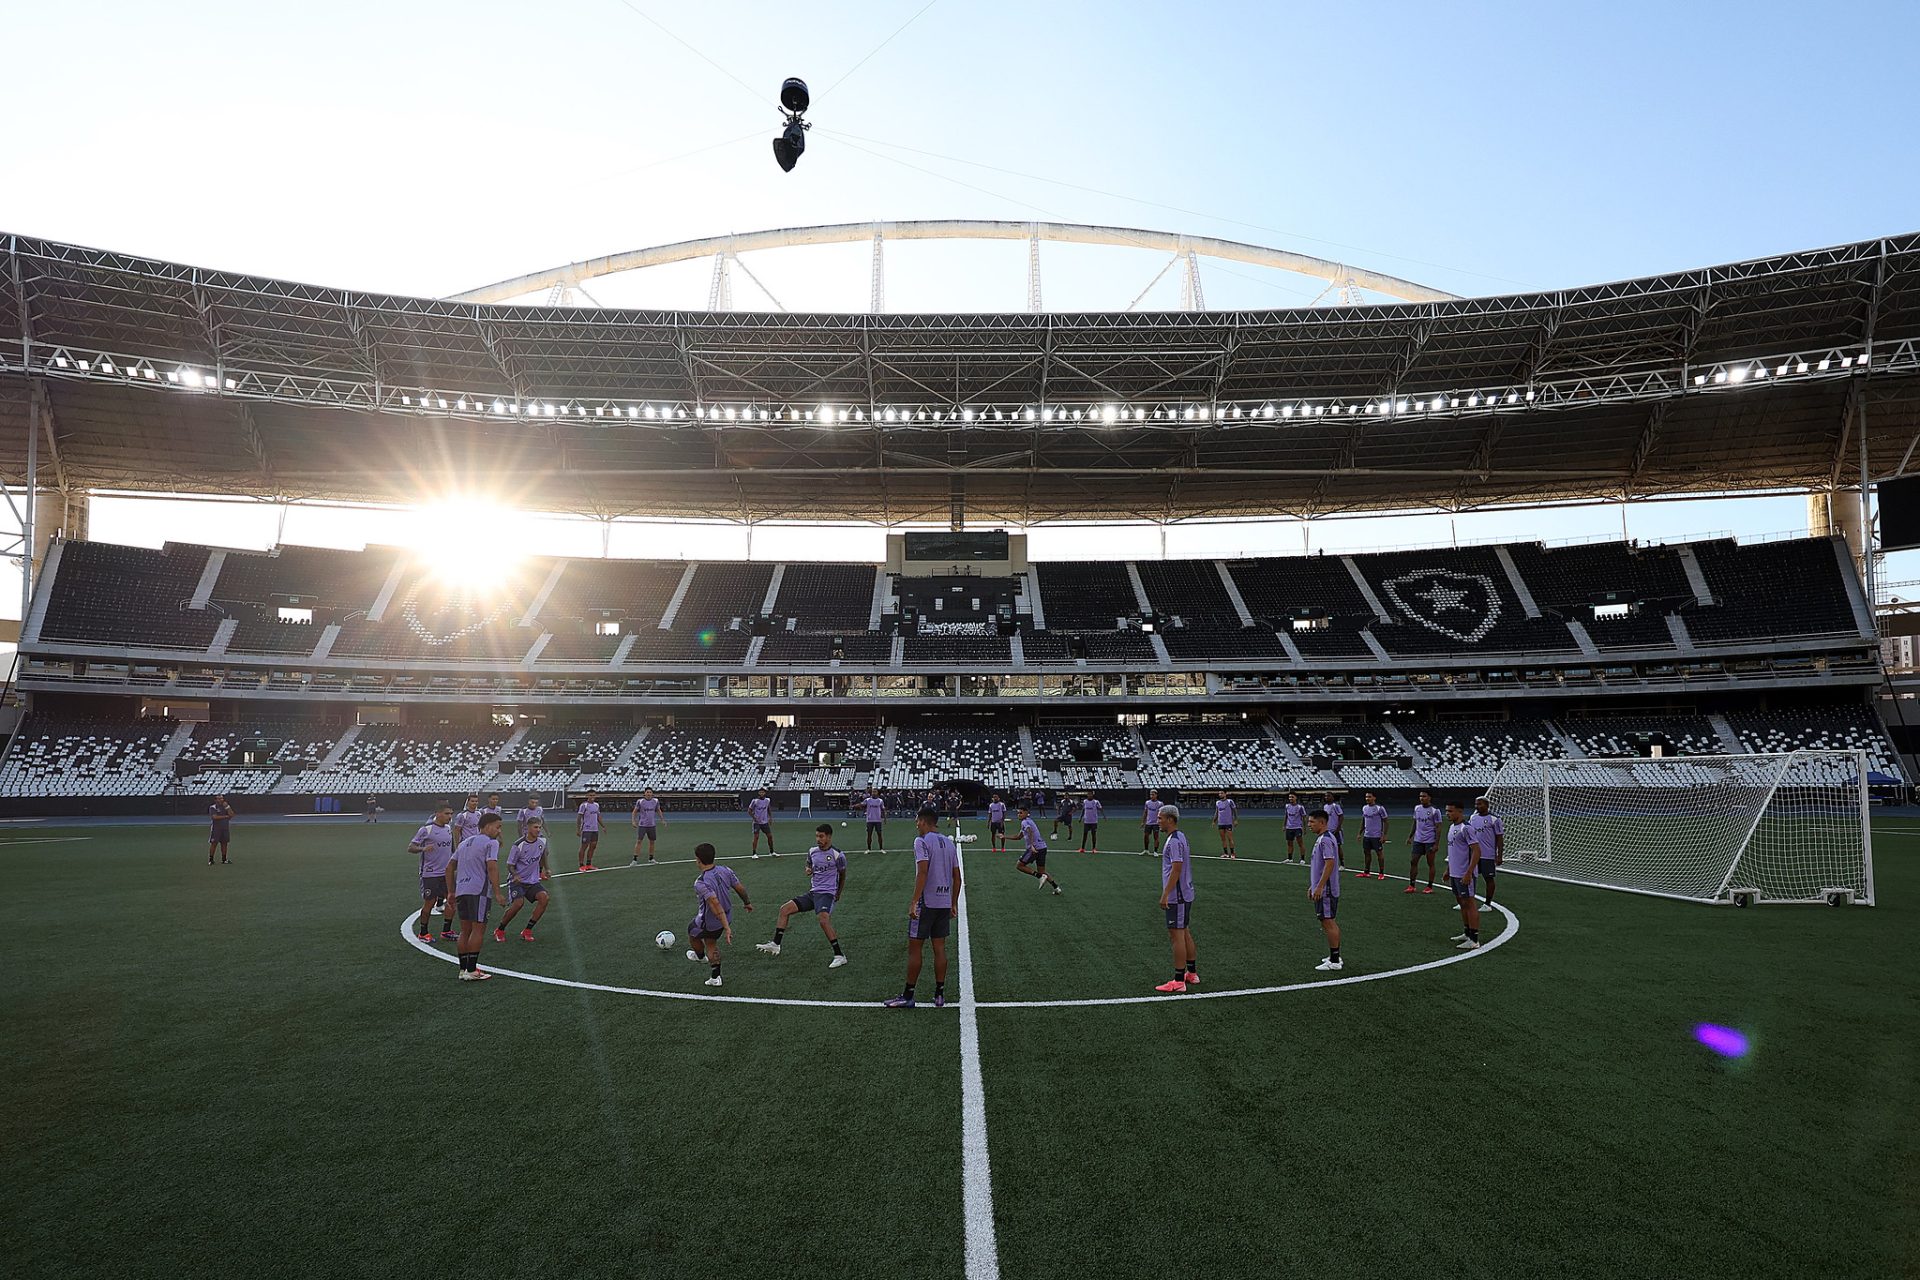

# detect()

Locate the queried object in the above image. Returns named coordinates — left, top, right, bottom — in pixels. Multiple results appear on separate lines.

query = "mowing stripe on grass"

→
left=954, top=844, right=1001, bottom=1280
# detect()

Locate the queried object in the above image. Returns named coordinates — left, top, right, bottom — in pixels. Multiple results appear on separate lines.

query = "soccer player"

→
left=1323, top=793, right=1345, bottom=866
left=516, top=794, right=544, bottom=842
left=1051, top=792, right=1075, bottom=842
left=445, top=812, right=506, bottom=980
left=208, top=794, right=234, bottom=865
left=1078, top=793, right=1103, bottom=853
left=1014, top=805, right=1062, bottom=894
left=482, top=793, right=503, bottom=822
left=1155, top=804, right=1198, bottom=993
left=1471, top=796, right=1505, bottom=906
left=688, top=842, right=753, bottom=987
left=986, top=793, right=1008, bottom=853
left=756, top=822, right=848, bottom=968
left=410, top=804, right=458, bottom=943
left=1359, top=792, right=1390, bottom=880
left=452, top=794, right=482, bottom=845
left=1307, top=809, right=1343, bottom=971
left=575, top=789, right=601, bottom=872
left=1405, top=789, right=1440, bottom=894
left=862, top=789, right=887, bottom=851
left=1283, top=792, right=1306, bottom=862
left=1214, top=791, right=1238, bottom=858
left=631, top=788, right=664, bottom=864
left=747, top=787, right=777, bottom=857
left=1444, top=802, right=1483, bottom=950
left=496, top=816, right=551, bottom=942
left=1141, top=790, right=1163, bottom=855
left=364, top=794, right=380, bottom=824
left=883, top=809, right=962, bottom=1009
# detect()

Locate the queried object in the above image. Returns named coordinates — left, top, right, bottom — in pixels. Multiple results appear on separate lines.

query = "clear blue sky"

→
left=3, top=0, right=1916, bottom=584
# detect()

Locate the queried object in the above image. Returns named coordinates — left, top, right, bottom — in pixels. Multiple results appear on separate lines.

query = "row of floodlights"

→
left=1693, top=352, right=1869, bottom=385
left=44, top=344, right=1874, bottom=417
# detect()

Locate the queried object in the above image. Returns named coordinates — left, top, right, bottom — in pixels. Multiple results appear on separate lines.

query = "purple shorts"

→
left=1312, top=894, right=1339, bottom=921
left=1164, top=900, right=1192, bottom=930
left=908, top=906, right=952, bottom=940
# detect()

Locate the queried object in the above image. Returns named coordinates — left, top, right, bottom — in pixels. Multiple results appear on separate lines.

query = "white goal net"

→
left=1481, top=751, right=1875, bottom=905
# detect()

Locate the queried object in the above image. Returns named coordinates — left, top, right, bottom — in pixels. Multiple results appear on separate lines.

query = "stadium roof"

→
left=3, top=230, right=1918, bottom=524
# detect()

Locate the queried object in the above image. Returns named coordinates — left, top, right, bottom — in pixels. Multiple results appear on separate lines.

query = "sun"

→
left=408, top=498, right=527, bottom=579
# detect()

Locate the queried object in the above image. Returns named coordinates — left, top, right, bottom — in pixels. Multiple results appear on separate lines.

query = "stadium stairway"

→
left=208, top=617, right=238, bottom=657
left=1215, top=562, right=1257, bottom=627
left=876, top=725, right=898, bottom=771
left=762, top=726, right=786, bottom=769
left=153, top=722, right=198, bottom=775
left=1708, top=714, right=1746, bottom=754
left=609, top=726, right=653, bottom=771
left=1548, top=720, right=1589, bottom=759
left=317, top=725, right=361, bottom=770
left=1666, top=614, right=1696, bottom=652
left=490, top=725, right=532, bottom=773
left=1017, top=726, right=1038, bottom=770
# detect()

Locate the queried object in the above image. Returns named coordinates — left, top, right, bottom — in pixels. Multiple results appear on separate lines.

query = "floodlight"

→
left=780, top=77, right=810, bottom=114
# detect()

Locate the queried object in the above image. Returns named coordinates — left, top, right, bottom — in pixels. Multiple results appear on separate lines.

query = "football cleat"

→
left=882, top=996, right=915, bottom=1009
left=1314, top=958, right=1344, bottom=972
left=519, top=929, right=534, bottom=942
left=1403, top=885, right=1417, bottom=894
left=492, top=928, right=506, bottom=943
left=704, top=976, right=723, bottom=987
left=686, top=949, right=701, bottom=962
left=827, top=954, right=848, bottom=968
left=416, top=933, right=433, bottom=943
left=438, top=930, right=458, bottom=940
left=1052, top=884, right=1063, bottom=895
left=1184, top=971, right=1199, bottom=985
left=933, top=993, right=945, bottom=1008
left=1153, top=980, right=1188, bottom=994
left=1423, top=886, right=1434, bottom=895
left=1455, top=938, right=1481, bottom=950
left=756, top=942, right=782, bottom=955
left=1450, top=933, right=1468, bottom=942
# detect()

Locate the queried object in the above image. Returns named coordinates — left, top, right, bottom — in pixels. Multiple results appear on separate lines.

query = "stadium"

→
left=5, top=9, right=1919, bottom=1279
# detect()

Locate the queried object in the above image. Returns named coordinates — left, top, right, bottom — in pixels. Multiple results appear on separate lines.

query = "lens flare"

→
left=1693, top=1024, right=1750, bottom=1058
left=698, top=630, right=717, bottom=647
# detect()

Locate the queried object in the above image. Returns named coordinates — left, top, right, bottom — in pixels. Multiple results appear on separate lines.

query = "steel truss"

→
left=2, top=231, right=1918, bottom=523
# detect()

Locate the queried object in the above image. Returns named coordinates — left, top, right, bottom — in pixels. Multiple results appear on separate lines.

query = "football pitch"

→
left=5, top=813, right=1917, bottom=1279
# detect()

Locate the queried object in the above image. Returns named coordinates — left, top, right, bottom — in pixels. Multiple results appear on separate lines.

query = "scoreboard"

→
left=887, top=530, right=1027, bottom=577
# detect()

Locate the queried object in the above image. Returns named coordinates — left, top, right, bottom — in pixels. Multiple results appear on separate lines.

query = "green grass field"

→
left=5, top=813, right=1917, bottom=1278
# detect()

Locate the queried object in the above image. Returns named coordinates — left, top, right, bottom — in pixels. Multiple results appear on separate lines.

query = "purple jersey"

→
left=694, top=864, right=742, bottom=931
left=1215, top=798, right=1236, bottom=826
left=452, top=808, right=481, bottom=842
left=807, top=846, right=847, bottom=896
left=517, top=806, right=543, bottom=836
left=634, top=797, right=661, bottom=826
left=1470, top=812, right=1503, bottom=856
left=1020, top=817, right=1046, bottom=852
left=482, top=805, right=502, bottom=820
left=1446, top=822, right=1478, bottom=878
left=988, top=801, right=1007, bottom=825
left=412, top=822, right=455, bottom=877
left=1284, top=802, right=1305, bottom=830
left=914, top=832, right=960, bottom=909
left=1325, top=802, right=1343, bottom=833
left=1411, top=804, right=1441, bottom=843
left=1081, top=798, right=1102, bottom=824
left=508, top=836, right=547, bottom=884
left=577, top=801, right=600, bottom=833
left=451, top=833, right=498, bottom=896
left=749, top=797, right=772, bottom=824
left=1161, top=829, right=1194, bottom=904
left=864, top=796, right=885, bottom=822
left=1361, top=804, right=1387, bottom=839
left=1143, top=799, right=1162, bottom=826
left=1310, top=831, right=1341, bottom=898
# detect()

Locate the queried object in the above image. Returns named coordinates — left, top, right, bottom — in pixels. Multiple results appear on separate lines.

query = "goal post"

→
left=1481, top=751, right=1875, bottom=906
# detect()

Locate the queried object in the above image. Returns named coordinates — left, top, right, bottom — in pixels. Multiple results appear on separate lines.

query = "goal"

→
left=1481, top=751, right=1875, bottom=905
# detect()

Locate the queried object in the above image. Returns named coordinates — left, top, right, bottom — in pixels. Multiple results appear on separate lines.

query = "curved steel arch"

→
left=449, top=219, right=1460, bottom=306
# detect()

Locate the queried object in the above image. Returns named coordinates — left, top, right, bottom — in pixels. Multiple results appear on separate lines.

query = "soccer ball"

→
left=654, top=930, right=675, bottom=950
left=840, top=821, right=847, bottom=827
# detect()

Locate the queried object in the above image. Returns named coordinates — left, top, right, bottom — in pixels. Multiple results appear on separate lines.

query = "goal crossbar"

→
left=1484, top=750, right=1874, bottom=906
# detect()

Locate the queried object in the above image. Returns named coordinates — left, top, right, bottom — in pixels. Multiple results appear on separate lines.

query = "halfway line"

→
left=953, top=843, right=1001, bottom=1280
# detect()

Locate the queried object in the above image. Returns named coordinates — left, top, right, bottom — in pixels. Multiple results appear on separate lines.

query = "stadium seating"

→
left=1136, top=560, right=1240, bottom=628
left=1352, top=547, right=1579, bottom=656
left=1560, top=716, right=1722, bottom=759
left=1037, top=562, right=1140, bottom=629
left=902, top=634, right=1012, bottom=666
left=498, top=721, right=637, bottom=790
left=536, top=633, right=624, bottom=664
left=213, top=544, right=397, bottom=615
left=40, top=542, right=221, bottom=650
left=580, top=722, right=777, bottom=792
left=538, top=560, right=687, bottom=630
left=279, top=724, right=510, bottom=796
left=1400, top=720, right=1568, bottom=787
left=225, top=617, right=323, bottom=656
left=1227, top=556, right=1374, bottom=632
left=676, top=563, right=776, bottom=631
left=1686, top=539, right=1861, bottom=642
left=1030, top=725, right=1133, bottom=761
left=1138, top=722, right=1322, bottom=790
left=1727, top=707, right=1903, bottom=779
left=774, top=564, right=877, bottom=632
left=0, top=717, right=178, bottom=797
left=876, top=721, right=1040, bottom=791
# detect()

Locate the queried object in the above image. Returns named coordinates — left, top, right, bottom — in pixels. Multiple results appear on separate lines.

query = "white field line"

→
left=0, top=836, right=95, bottom=846
left=403, top=844, right=1517, bottom=1010
left=954, top=843, right=1001, bottom=1280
